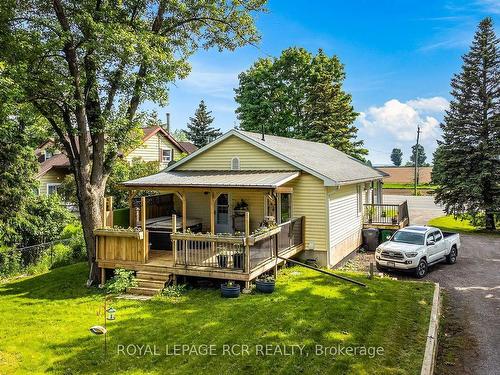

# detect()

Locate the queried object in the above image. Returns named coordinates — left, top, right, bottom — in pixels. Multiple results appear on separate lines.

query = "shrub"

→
left=105, top=269, right=137, bottom=294
left=60, top=223, right=86, bottom=260
left=161, top=284, right=188, bottom=298
left=0, top=246, right=22, bottom=278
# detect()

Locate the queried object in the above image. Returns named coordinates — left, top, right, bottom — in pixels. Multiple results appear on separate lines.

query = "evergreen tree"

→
left=410, top=144, right=427, bottom=166
left=433, top=18, right=499, bottom=230
left=235, top=47, right=367, bottom=159
left=390, top=148, right=403, bottom=166
left=184, top=100, right=222, bottom=148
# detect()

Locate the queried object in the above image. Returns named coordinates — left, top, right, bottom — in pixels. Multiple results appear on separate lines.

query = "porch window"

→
left=161, top=149, right=172, bottom=163
left=231, top=157, right=240, bottom=170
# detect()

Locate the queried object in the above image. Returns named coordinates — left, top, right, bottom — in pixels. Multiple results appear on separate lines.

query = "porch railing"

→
left=171, top=216, right=305, bottom=273
left=249, top=216, right=304, bottom=269
left=363, top=200, right=409, bottom=226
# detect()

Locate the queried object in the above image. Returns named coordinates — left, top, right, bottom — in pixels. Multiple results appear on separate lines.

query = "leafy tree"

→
left=184, top=100, right=222, bottom=148
left=0, top=0, right=265, bottom=283
left=390, top=148, right=403, bottom=166
left=60, top=158, right=161, bottom=209
left=410, top=144, right=427, bottom=166
left=0, top=67, right=40, bottom=246
left=434, top=18, right=499, bottom=230
left=172, top=128, right=189, bottom=142
left=235, top=47, right=367, bottom=159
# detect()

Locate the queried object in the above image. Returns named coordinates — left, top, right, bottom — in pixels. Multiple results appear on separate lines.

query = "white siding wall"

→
left=327, top=184, right=363, bottom=266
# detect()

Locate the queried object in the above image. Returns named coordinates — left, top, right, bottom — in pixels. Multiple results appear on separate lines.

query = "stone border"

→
left=421, top=282, right=441, bottom=375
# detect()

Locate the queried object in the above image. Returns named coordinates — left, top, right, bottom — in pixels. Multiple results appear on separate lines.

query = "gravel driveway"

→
left=343, top=196, right=500, bottom=374
left=429, top=234, right=500, bottom=375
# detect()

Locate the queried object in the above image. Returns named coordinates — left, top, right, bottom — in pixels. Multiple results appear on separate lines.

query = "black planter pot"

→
left=217, top=254, right=228, bottom=268
left=391, top=218, right=398, bottom=224
left=255, top=279, right=275, bottom=294
left=232, top=253, right=244, bottom=269
left=221, top=283, right=241, bottom=298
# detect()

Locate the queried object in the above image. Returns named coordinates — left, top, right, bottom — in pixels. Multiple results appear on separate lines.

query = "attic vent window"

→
left=231, top=157, right=240, bottom=171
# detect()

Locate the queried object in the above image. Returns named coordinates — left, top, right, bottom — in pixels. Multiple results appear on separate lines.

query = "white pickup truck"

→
left=375, top=226, right=460, bottom=278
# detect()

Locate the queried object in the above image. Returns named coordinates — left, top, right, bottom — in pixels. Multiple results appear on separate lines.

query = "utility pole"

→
left=414, top=125, right=421, bottom=196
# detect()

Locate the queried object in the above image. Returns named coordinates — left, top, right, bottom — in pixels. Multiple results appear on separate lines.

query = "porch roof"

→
left=122, top=170, right=300, bottom=189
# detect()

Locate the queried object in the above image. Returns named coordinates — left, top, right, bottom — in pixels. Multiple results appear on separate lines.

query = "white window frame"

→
left=161, top=148, right=172, bottom=163
left=47, top=183, right=61, bottom=195
left=356, top=185, right=362, bottom=216
left=230, top=157, right=240, bottom=170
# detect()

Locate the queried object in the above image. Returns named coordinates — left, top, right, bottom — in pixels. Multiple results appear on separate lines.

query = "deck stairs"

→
left=127, top=270, right=172, bottom=296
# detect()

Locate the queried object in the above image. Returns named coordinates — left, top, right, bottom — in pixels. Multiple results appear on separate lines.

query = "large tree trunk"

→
left=75, top=176, right=105, bottom=286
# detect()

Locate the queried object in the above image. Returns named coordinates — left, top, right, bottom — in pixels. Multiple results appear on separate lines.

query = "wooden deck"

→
left=97, top=217, right=306, bottom=284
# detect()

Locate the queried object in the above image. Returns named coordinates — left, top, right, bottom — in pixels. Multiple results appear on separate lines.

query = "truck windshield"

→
left=391, top=231, right=425, bottom=245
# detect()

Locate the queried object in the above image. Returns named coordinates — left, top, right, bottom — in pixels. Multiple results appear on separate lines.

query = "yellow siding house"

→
left=122, top=130, right=385, bottom=268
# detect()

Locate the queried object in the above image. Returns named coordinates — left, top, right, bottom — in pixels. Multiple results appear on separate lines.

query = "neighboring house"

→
left=116, top=130, right=386, bottom=269
left=35, top=125, right=196, bottom=196
left=377, top=166, right=433, bottom=184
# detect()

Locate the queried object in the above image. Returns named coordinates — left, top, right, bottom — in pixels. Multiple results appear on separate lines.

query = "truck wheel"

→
left=415, top=259, right=428, bottom=278
left=446, top=247, right=457, bottom=264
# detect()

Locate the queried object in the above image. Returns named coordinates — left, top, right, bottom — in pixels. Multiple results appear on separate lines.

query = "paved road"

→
left=428, top=234, right=500, bottom=375
left=379, top=196, right=499, bottom=374
left=383, top=195, right=446, bottom=225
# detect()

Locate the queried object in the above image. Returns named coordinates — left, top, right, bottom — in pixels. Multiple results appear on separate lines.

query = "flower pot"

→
left=255, top=279, right=275, bottom=294
left=232, top=253, right=244, bottom=269
left=221, top=283, right=240, bottom=298
left=391, top=217, right=398, bottom=224
left=217, top=254, right=228, bottom=268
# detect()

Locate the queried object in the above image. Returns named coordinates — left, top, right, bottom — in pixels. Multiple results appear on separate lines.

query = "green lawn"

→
left=427, top=215, right=500, bottom=235
left=427, top=215, right=477, bottom=233
left=0, top=263, right=434, bottom=375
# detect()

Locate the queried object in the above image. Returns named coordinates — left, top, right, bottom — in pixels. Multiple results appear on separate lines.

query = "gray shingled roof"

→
left=123, top=170, right=300, bottom=189
left=236, top=130, right=384, bottom=184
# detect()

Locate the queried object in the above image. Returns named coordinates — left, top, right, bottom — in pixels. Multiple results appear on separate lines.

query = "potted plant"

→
left=232, top=245, right=244, bottom=269
left=221, top=280, right=240, bottom=298
left=255, top=275, right=275, bottom=294
left=216, top=248, right=229, bottom=268
left=365, top=206, right=375, bottom=223
left=233, top=199, right=249, bottom=215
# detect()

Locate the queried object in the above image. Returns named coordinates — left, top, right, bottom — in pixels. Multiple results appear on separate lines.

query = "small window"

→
left=161, top=149, right=172, bottom=163
left=357, top=185, right=362, bottom=214
left=44, top=149, right=53, bottom=160
left=231, top=157, right=240, bottom=170
left=47, top=183, right=60, bottom=195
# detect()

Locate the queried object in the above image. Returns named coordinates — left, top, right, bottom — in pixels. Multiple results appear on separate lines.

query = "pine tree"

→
left=410, top=144, right=427, bottom=166
left=184, top=100, right=222, bottom=148
left=433, top=18, right=499, bottom=230
left=303, top=49, right=366, bottom=159
left=390, top=148, right=403, bottom=166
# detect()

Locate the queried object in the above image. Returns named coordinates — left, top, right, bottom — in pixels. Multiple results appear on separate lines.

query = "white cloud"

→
left=358, top=97, right=449, bottom=143
left=406, top=97, right=450, bottom=113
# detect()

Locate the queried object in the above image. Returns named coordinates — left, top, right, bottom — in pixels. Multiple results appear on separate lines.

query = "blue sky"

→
left=144, top=0, right=499, bottom=165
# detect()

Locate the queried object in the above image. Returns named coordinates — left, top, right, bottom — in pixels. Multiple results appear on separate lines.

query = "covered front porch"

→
left=94, top=171, right=306, bottom=287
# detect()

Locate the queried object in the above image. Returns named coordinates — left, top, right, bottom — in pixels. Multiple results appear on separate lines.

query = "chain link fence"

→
left=0, top=238, right=83, bottom=278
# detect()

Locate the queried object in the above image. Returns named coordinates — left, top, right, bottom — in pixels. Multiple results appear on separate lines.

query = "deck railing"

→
left=363, top=200, right=409, bottom=227
left=171, top=216, right=305, bottom=273
left=172, top=233, right=246, bottom=270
